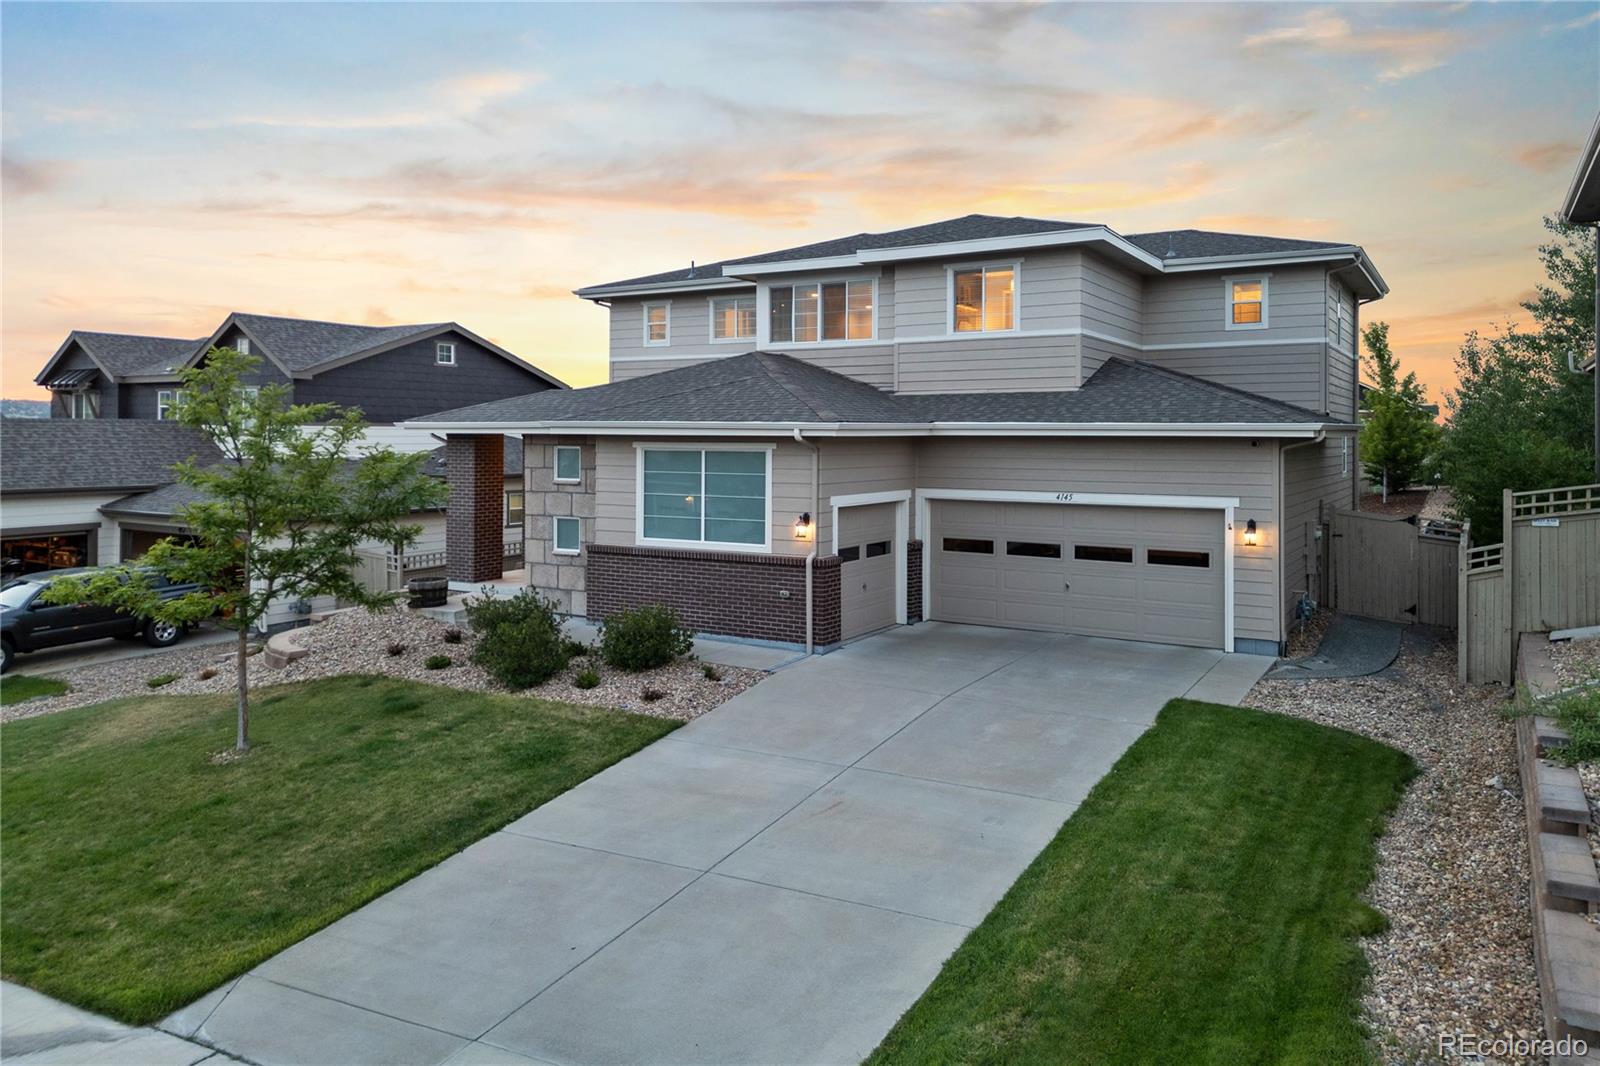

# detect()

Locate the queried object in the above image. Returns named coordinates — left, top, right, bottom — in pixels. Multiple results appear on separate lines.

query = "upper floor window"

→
left=769, top=280, right=873, bottom=343
left=1226, top=277, right=1267, bottom=330
left=644, top=302, right=670, bottom=346
left=952, top=265, right=1015, bottom=332
left=436, top=341, right=456, bottom=365
left=66, top=390, right=97, bottom=419
left=710, top=295, right=756, bottom=342
left=235, top=336, right=251, bottom=355
left=156, top=389, right=184, bottom=420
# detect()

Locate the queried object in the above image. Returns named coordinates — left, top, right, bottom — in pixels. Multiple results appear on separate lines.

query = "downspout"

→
left=793, top=428, right=819, bottom=655
left=1280, top=430, right=1329, bottom=642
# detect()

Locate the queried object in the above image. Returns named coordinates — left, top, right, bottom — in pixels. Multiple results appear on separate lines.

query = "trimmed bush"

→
left=146, top=673, right=179, bottom=689
left=562, top=637, right=592, bottom=661
left=424, top=654, right=452, bottom=670
left=573, top=669, right=600, bottom=690
left=599, top=605, right=694, bottom=672
left=466, top=589, right=568, bottom=689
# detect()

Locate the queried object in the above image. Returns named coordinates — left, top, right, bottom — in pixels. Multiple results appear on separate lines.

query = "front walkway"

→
left=173, top=623, right=1271, bottom=1066
left=0, top=981, right=222, bottom=1066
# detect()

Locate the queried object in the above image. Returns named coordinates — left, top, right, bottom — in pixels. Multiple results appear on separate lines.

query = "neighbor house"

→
left=34, top=311, right=564, bottom=424
left=410, top=214, right=1385, bottom=656
left=1559, top=110, right=1599, bottom=477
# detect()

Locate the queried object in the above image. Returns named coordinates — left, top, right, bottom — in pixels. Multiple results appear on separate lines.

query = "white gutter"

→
left=574, top=277, right=751, bottom=300
left=792, top=428, right=819, bottom=655
left=400, top=419, right=1339, bottom=438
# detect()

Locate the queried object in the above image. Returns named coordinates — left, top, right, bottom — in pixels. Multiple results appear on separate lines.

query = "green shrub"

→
left=599, top=605, right=694, bottom=672
left=573, top=669, right=600, bottom=690
left=466, top=589, right=568, bottom=689
left=562, top=637, right=592, bottom=660
left=701, top=663, right=722, bottom=682
left=424, top=654, right=452, bottom=670
left=146, top=673, right=179, bottom=689
left=1550, top=686, right=1600, bottom=764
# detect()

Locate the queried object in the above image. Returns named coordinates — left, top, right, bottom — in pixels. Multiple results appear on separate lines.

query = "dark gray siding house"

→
left=33, top=311, right=565, bottom=426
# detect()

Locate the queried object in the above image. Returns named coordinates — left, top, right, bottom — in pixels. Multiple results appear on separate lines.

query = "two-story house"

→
left=34, top=311, right=564, bottom=424
left=409, top=215, right=1386, bottom=656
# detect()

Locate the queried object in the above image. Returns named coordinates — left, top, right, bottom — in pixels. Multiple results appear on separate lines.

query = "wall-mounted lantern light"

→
left=1244, top=518, right=1258, bottom=547
left=794, top=512, right=813, bottom=541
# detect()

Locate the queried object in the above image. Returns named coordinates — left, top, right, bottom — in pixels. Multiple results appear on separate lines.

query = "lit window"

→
left=506, top=491, right=525, bottom=528
left=767, top=281, right=873, bottom=343
left=952, top=266, right=1015, bottom=332
left=236, top=336, right=251, bottom=355
left=640, top=448, right=768, bottom=547
left=553, top=516, right=580, bottom=555
left=710, top=295, right=756, bottom=341
left=436, top=342, right=456, bottom=365
left=554, top=445, right=581, bottom=483
left=644, top=303, right=670, bottom=346
left=1227, top=278, right=1267, bottom=329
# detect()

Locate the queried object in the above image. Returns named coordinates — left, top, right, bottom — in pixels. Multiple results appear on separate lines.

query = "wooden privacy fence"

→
left=1458, top=483, right=1600, bottom=684
left=1330, top=509, right=1460, bottom=627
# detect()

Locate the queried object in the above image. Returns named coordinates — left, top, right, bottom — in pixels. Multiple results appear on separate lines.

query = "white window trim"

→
left=707, top=293, right=757, bottom=344
left=642, top=301, right=671, bottom=347
left=1224, top=274, right=1269, bottom=332
left=506, top=490, right=525, bottom=529
left=436, top=341, right=457, bottom=365
left=760, top=276, right=879, bottom=347
left=553, top=445, right=582, bottom=484
left=235, top=336, right=251, bottom=355
left=633, top=442, right=774, bottom=554
left=156, top=389, right=184, bottom=421
left=946, top=259, right=1022, bottom=336
left=553, top=515, right=581, bottom=555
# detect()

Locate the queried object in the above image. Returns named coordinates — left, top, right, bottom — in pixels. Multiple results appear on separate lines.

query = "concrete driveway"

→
left=172, top=623, right=1271, bottom=1066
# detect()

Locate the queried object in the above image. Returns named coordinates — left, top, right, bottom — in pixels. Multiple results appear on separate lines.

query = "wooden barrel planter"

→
left=407, top=577, right=448, bottom=609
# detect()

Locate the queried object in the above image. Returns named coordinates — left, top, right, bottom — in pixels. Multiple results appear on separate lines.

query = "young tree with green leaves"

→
left=1358, top=321, right=1440, bottom=500
left=1437, top=218, right=1596, bottom=537
left=44, top=347, right=445, bottom=750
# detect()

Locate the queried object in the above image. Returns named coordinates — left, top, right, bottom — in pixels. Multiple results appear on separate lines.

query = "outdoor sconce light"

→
left=794, top=512, right=813, bottom=540
left=1244, top=519, right=1258, bottom=547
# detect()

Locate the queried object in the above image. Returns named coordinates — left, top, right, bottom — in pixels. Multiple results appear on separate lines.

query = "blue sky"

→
left=3, top=1, right=1597, bottom=398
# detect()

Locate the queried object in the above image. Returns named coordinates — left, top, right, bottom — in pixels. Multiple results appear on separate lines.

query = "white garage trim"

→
left=831, top=489, right=910, bottom=626
left=915, top=488, right=1240, bottom=653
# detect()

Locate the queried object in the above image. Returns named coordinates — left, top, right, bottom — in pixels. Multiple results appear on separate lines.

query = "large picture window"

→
left=710, top=295, right=756, bottom=341
left=768, top=280, right=873, bottom=343
left=952, top=265, right=1015, bottom=332
left=640, top=447, right=769, bottom=548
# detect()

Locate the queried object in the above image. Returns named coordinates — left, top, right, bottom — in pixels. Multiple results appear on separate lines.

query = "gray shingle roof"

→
left=98, top=480, right=209, bottom=519
left=584, top=214, right=1358, bottom=292
left=1122, top=229, right=1351, bottom=259
left=410, top=351, right=1333, bottom=428
left=589, top=214, right=1096, bottom=290
left=1, top=418, right=222, bottom=494
left=69, top=332, right=207, bottom=377
left=230, top=313, right=445, bottom=374
left=421, top=435, right=522, bottom=479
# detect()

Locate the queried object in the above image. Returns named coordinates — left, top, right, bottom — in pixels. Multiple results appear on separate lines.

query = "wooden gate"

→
left=1331, top=510, right=1459, bottom=626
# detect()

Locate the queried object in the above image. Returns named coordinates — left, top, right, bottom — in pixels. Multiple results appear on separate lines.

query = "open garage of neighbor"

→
left=918, top=492, right=1236, bottom=652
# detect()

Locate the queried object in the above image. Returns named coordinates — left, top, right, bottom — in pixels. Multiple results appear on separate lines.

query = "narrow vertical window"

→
left=235, top=336, right=251, bottom=355
left=769, top=286, right=793, bottom=343
left=1227, top=278, right=1267, bottom=329
left=505, top=491, right=525, bottom=528
left=644, top=303, right=670, bottom=346
left=846, top=280, right=874, bottom=338
left=792, top=284, right=820, bottom=342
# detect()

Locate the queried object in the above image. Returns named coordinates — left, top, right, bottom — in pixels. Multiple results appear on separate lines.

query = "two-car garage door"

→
left=929, top=500, right=1225, bottom=649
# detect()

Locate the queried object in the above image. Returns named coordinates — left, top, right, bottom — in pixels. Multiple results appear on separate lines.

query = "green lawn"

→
left=0, top=674, right=69, bottom=705
left=0, top=675, right=677, bottom=1024
left=868, top=700, right=1416, bottom=1066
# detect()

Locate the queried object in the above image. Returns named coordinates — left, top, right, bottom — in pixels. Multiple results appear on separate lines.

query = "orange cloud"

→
left=1515, top=141, right=1581, bottom=173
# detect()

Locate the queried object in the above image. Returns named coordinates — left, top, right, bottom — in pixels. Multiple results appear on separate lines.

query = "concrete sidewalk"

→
left=0, top=981, right=224, bottom=1066
left=177, top=624, right=1271, bottom=1066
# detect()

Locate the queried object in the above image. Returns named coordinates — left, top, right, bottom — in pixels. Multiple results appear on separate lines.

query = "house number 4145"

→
left=1054, top=492, right=1075, bottom=502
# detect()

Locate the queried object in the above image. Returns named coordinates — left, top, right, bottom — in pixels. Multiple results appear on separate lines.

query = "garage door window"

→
left=1074, top=544, right=1133, bottom=563
left=865, top=540, right=891, bottom=558
left=943, top=537, right=994, bottom=554
left=1006, top=541, right=1061, bottom=558
left=640, top=447, right=769, bottom=549
left=839, top=545, right=861, bottom=563
left=1148, top=548, right=1211, bottom=568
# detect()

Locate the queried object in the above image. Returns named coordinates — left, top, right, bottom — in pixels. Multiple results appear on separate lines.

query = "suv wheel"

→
left=144, top=619, right=182, bottom=649
left=1, top=638, right=12, bottom=674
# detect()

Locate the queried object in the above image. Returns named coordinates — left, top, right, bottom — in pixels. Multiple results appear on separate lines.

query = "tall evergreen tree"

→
left=1358, top=321, right=1439, bottom=499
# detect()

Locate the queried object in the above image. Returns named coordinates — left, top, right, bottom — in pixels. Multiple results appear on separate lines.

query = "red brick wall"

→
left=446, top=435, right=505, bottom=583
left=587, top=544, right=841, bottom=647
left=906, top=539, right=923, bottom=623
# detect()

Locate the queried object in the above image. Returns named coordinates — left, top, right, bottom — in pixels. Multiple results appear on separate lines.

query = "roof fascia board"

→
left=855, top=227, right=1167, bottom=270
left=575, top=277, right=752, bottom=300
left=399, top=419, right=1327, bottom=439
left=1159, top=248, right=1360, bottom=271
left=34, top=334, right=112, bottom=386
left=1560, top=111, right=1600, bottom=223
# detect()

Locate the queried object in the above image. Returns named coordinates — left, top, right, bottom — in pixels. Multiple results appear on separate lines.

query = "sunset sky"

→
left=3, top=1, right=1596, bottom=406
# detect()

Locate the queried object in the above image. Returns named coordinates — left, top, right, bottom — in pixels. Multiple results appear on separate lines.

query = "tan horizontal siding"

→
left=896, top=335, right=1079, bottom=394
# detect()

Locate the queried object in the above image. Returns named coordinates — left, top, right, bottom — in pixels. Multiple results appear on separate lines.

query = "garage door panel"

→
left=840, top=503, right=898, bottom=640
left=930, top=501, right=1224, bottom=649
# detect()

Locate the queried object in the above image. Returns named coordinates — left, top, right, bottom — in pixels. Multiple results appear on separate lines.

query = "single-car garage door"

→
left=930, top=500, right=1224, bottom=648
left=839, top=502, right=898, bottom=640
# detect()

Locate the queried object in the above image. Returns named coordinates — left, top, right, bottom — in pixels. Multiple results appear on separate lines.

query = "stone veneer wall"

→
left=587, top=544, right=842, bottom=647
left=906, top=539, right=923, bottom=623
left=523, top=436, right=596, bottom=616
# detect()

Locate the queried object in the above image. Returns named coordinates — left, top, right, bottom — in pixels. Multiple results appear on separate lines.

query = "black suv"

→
left=0, top=568, right=206, bottom=673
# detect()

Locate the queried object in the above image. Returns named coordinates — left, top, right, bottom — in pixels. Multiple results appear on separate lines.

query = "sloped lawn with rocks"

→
left=3, top=607, right=763, bottom=724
